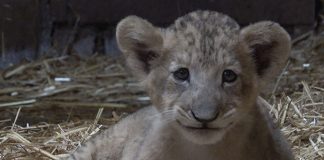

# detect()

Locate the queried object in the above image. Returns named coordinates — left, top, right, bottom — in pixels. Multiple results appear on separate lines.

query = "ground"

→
left=0, top=31, right=323, bottom=159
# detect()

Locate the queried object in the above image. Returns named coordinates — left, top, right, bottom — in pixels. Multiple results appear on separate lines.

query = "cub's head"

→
left=116, top=10, right=290, bottom=144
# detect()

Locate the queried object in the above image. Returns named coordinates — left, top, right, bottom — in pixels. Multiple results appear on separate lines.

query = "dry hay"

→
left=0, top=56, right=148, bottom=159
left=0, top=32, right=323, bottom=159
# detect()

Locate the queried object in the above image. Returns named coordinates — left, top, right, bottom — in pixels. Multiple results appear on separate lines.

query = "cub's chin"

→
left=173, top=121, right=228, bottom=145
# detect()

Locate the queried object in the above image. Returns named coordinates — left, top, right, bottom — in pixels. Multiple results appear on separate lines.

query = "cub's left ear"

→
left=240, top=21, right=291, bottom=88
left=116, top=16, right=163, bottom=81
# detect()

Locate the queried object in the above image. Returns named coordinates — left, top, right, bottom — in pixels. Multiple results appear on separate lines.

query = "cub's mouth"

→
left=176, top=120, right=224, bottom=131
left=174, top=107, right=237, bottom=133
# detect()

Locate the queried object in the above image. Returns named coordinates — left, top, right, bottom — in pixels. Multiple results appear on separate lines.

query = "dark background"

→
left=0, top=0, right=317, bottom=68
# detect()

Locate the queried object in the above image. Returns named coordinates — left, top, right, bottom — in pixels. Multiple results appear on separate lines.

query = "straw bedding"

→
left=0, top=32, right=323, bottom=159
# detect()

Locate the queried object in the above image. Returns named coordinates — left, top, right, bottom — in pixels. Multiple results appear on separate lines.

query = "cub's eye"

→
left=222, top=69, right=237, bottom=83
left=173, top=68, right=190, bottom=81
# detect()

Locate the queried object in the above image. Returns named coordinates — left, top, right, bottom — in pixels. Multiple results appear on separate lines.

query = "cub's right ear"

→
left=240, top=22, right=291, bottom=90
left=116, top=16, right=163, bottom=81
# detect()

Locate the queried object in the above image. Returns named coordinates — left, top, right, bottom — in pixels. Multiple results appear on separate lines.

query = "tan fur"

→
left=67, top=10, right=294, bottom=160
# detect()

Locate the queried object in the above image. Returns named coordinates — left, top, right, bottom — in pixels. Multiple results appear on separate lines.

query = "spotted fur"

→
left=67, top=10, right=294, bottom=160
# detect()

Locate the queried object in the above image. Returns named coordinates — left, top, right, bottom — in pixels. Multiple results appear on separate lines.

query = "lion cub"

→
left=68, top=10, right=294, bottom=160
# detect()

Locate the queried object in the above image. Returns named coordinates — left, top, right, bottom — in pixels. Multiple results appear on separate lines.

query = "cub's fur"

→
left=68, top=10, right=294, bottom=160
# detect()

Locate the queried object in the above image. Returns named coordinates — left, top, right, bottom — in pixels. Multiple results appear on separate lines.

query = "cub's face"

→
left=116, top=11, right=290, bottom=144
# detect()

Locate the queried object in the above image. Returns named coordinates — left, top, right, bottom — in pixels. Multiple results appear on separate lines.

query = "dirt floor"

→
left=0, top=30, right=323, bottom=159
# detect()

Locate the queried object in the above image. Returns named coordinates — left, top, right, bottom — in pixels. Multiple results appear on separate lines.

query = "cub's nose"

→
left=191, top=110, right=219, bottom=123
